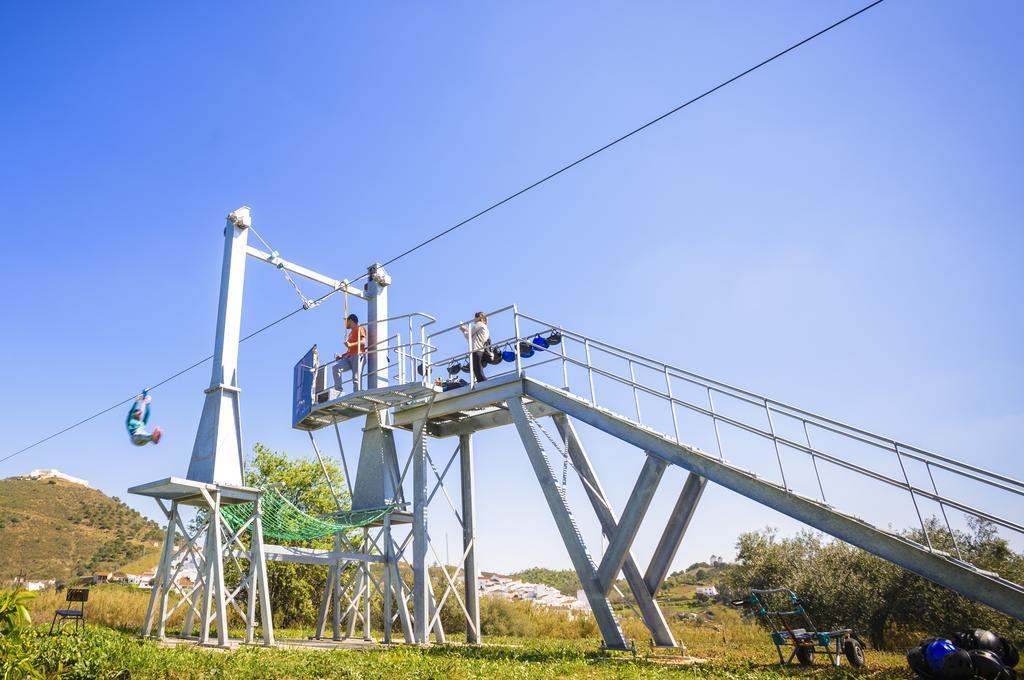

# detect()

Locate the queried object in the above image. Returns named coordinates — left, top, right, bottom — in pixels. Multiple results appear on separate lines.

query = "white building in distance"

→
left=27, top=469, right=90, bottom=487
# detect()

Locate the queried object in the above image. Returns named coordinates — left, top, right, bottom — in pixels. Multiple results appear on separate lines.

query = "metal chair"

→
left=50, top=588, right=88, bottom=634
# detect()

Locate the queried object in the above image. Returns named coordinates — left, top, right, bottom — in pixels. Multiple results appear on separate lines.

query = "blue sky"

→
left=1, top=1, right=1021, bottom=574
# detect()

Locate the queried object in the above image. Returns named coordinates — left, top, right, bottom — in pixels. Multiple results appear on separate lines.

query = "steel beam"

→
left=427, top=401, right=561, bottom=438
left=259, top=544, right=384, bottom=565
left=645, top=472, right=707, bottom=596
left=596, top=455, right=667, bottom=593
left=553, top=415, right=676, bottom=647
left=245, top=244, right=363, bottom=298
left=528, top=379, right=1024, bottom=621
left=392, top=373, right=525, bottom=427
left=508, top=398, right=627, bottom=650
left=460, top=434, right=481, bottom=643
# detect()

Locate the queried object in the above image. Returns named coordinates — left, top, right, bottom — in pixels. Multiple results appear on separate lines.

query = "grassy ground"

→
left=15, top=586, right=913, bottom=679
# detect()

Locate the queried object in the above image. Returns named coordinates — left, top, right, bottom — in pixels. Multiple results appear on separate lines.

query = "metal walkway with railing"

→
left=295, top=305, right=1024, bottom=642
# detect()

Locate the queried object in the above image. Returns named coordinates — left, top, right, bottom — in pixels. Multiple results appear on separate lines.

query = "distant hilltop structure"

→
left=26, top=469, right=90, bottom=488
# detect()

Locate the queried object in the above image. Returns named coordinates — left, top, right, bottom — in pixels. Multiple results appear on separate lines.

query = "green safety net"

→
left=221, top=488, right=394, bottom=542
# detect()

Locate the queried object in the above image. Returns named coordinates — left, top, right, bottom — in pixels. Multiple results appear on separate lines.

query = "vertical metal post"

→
left=362, top=529, right=372, bottom=640
left=412, top=419, right=429, bottom=644
left=459, top=434, right=480, bottom=643
left=467, top=321, right=476, bottom=388
left=211, top=492, right=229, bottom=647
left=513, top=312, right=523, bottom=376
left=366, top=264, right=391, bottom=390
left=146, top=500, right=178, bottom=639
left=803, top=422, right=827, bottom=504
left=252, top=493, right=274, bottom=646
left=382, top=516, right=393, bottom=644
left=664, top=368, right=680, bottom=443
left=187, top=207, right=251, bottom=486
left=245, top=501, right=259, bottom=645
left=629, top=360, right=642, bottom=424
left=764, top=401, right=789, bottom=490
left=559, top=330, right=569, bottom=389
left=584, top=340, right=596, bottom=404
left=315, top=555, right=334, bottom=639
left=199, top=509, right=215, bottom=645
left=332, top=559, right=342, bottom=640
left=707, top=387, right=725, bottom=460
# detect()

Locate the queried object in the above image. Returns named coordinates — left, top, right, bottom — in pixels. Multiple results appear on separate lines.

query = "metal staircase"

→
left=290, top=304, right=1022, bottom=651
left=418, top=307, right=1024, bottom=623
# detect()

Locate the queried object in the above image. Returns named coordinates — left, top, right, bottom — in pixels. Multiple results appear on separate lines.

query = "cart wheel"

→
left=844, top=639, right=866, bottom=667
left=796, top=646, right=815, bottom=666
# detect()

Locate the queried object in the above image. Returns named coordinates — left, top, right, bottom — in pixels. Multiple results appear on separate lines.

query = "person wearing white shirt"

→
left=459, top=311, right=490, bottom=384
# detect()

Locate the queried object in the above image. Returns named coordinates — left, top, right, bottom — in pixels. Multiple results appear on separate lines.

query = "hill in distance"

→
left=0, top=476, right=165, bottom=581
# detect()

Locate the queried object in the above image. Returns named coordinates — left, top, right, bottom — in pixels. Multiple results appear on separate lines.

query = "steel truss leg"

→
left=427, top=575, right=446, bottom=643
left=143, top=500, right=178, bottom=639
left=509, top=399, right=627, bottom=650
left=315, top=545, right=337, bottom=639
left=383, top=517, right=393, bottom=644
left=251, top=495, right=275, bottom=646
left=596, top=454, right=667, bottom=593
left=554, top=414, right=677, bottom=647
left=201, top=491, right=229, bottom=647
left=388, top=533, right=414, bottom=643
left=362, top=529, right=373, bottom=641
left=644, top=472, right=707, bottom=596
left=411, top=418, right=429, bottom=644
left=345, top=557, right=363, bottom=639
left=460, top=434, right=481, bottom=643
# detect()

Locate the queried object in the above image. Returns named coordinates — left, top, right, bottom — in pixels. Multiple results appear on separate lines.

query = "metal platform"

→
left=294, top=381, right=440, bottom=430
left=128, top=477, right=261, bottom=506
left=294, top=372, right=557, bottom=435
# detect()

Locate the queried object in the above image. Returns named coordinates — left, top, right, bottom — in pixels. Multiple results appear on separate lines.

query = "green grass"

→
left=7, top=626, right=913, bottom=680
left=12, top=586, right=912, bottom=679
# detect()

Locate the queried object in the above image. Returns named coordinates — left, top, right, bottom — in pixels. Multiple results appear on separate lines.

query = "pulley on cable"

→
left=250, top=226, right=322, bottom=310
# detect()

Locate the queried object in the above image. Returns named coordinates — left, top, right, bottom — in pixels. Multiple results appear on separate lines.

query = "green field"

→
left=7, top=586, right=913, bottom=679
left=5, top=627, right=913, bottom=680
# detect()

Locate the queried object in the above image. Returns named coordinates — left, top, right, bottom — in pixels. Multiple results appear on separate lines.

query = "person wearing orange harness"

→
left=333, top=313, right=366, bottom=394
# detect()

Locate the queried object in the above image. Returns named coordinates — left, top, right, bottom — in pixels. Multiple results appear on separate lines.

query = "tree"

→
left=242, top=443, right=350, bottom=628
left=724, top=520, right=1024, bottom=649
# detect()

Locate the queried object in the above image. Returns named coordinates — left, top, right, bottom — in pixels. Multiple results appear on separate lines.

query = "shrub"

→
left=0, top=590, right=36, bottom=635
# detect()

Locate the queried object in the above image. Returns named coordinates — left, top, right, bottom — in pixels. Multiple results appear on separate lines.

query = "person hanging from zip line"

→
left=126, top=390, right=162, bottom=446
left=333, top=313, right=367, bottom=394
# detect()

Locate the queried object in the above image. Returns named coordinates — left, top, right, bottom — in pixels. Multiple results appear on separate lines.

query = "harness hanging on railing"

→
left=250, top=225, right=320, bottom=310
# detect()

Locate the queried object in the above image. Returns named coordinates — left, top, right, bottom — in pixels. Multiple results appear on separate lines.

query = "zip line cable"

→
left=0, top=308, right=304, bottom=466
left=0, top=0, right=885, bottom=466
left=357, top=0, right=887, bottom=285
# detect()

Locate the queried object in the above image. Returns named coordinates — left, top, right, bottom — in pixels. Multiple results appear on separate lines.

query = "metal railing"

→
left=423, top=307, right=1023, bottom=561
left=315, top=312, right=436, bottom=399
